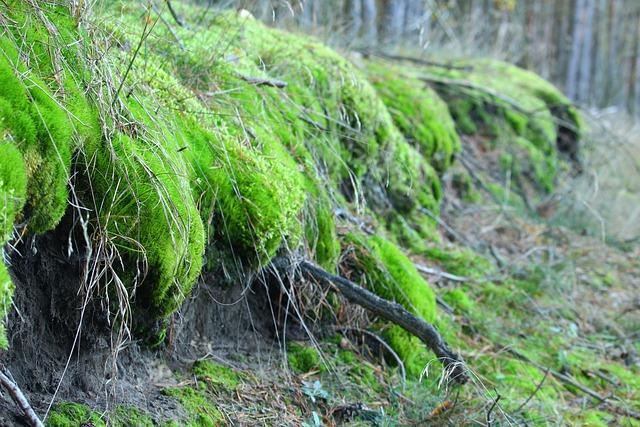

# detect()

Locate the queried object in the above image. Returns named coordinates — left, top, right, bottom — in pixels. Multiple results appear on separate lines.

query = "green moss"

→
left=47, top=402, right=105, bottom=427
left=0, top=264, right=14, bottom=349
left=110, top=406, right=155, bottom=427
left=365, top=61, right=461, bottom=172
left=287, top=342, right=321, bottom=373
left=163, top=386, right=224, bottom=427
left=572, top=410, right=612, bottom=427
left=422, top=245, right=492, bottom=279
left=192, top=360, right=243, bottom=391
left=84, top=122, right=206, bottom=318
left=0, top=44, right=72, bottom=233
left=415, top=59, right=582, bottom=195
left=442, top=289, right=474, bottom=313
left=180, top=119, right=305, bottom=266
left=0, top=143, right=27, bottom=348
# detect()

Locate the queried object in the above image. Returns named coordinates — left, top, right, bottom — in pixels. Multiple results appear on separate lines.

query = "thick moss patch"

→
left=416, top=59, right=582, bottom=195
left=365, top=61, right=461, bottom=173
left=287, top=342, right=322, bottom=373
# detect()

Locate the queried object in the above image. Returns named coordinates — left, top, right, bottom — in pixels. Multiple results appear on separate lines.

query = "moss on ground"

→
left=288, top=342, right=322, bottom=373
left=163, top=386, right=225, bottom=427
left=6, top=3, right=626, bottom=425
left=413, top=58, right=582, bottom=197
left=47, top=403, right=105, bottom=427
left=192, top=359, right=243, bottom=391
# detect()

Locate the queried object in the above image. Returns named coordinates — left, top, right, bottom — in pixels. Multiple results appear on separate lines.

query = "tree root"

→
left=0, top=366, right=44, bottom=427
left=300, top=260, right=468, bottom=384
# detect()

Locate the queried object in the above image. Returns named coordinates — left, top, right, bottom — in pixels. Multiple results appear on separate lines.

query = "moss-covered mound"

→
left=0, top=1, right=582, bottom=401
left=416, top=59, right=582, bottom=195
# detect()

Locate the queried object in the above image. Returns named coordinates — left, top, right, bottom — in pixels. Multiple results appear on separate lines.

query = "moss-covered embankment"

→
left=0, top=1, right=583, bottom=424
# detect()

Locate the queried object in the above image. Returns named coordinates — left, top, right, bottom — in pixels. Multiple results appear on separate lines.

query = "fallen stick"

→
left=415, top=264, right=469, bottom=283
left=0, top=367, right=44, bottom=427
left=300, top=260, right=468, bottom=384
left=359, top=50, right=473, bottom=72
left=236, top=73, right=288, bottom=88
left=501, top=346, right=640, bottom=420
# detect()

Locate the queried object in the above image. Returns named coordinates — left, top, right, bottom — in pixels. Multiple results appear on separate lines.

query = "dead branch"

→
left=501, top=346, right=640, bottom=420
left=360, top=50, right=473, bottom=72
left=300, top=260, right=468, bottom=384
left=237, top=73, right=288, bottom=88
left=486, top=392, right=501, bottom=427
left=418, top=74, right=531, bottom=115
left=415, top=264, right=469, bottom=283
left=0, top=367, right=44, bottom=427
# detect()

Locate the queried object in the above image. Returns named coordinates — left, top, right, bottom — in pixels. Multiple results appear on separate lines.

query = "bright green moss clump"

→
left=288, top=342, right=322, bottom=373
left=417, top=59, right=582, bottom=194
left=365, top=61, right=461, bottom=172
left=0, top=141, right=28, bottom=348
left=47, top=402, right=105, bottom=427
left=0, top=144, right=27, bottom=242
left=163, top=386, right=224, bottom=427
left=192, top=360, right=243, bottom=391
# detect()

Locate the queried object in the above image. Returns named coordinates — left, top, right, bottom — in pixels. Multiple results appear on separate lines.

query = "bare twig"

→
left=361, top=50, right=473, bottom=71
left=0, top=367, right=44, bottom=427
left=236, top=73, right=288, bottom=88
left=300, top=260, right=468, bottom=384
left=501, top=345, right=640, bottom=420
left=164, top=0, right=184, bottom=27
left=515, top=368, right=549, bottom=413
left=486, top=392, right=501, bottom=427
left=415, top=264, right=469, bottom=282
left=336, top=326, right=407, bottom=387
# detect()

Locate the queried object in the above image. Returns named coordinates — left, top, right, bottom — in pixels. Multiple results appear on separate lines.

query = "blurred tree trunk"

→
left=566, top=0, right=585, bottom=100
left=345, top=0, right=362, bottom=40
left=362, top=0, right=377, bottom=46
left=381, top=0, right=406, bottom=45
left=578, top=0, right=596, bottom=104
left=627, top=6, right=640, bottom=114
left=604, top=0, right=618, bottom=105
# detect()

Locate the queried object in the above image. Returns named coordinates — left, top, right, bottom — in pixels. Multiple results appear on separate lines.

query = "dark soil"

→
left=0, top=209, right=284, bottom=425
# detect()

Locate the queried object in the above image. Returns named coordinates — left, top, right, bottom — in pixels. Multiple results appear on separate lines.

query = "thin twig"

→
left=0, top=367, right=44, bottom=427
left=361, top=50, right=473, bottom=71
left=335, top=326, right=407, bottom=388
left=415, top=264, right=469, bottom=282
left=164, top=0, right=184, bottom=27
left=515, top=368, right=549, bottom=413
left=486, top=392, right=501, bottom=427
left=236, top=73, right=288, bottom=88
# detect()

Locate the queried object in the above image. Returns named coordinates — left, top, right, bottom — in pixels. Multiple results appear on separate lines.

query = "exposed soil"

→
left=0, top=209, right=287, bottom=425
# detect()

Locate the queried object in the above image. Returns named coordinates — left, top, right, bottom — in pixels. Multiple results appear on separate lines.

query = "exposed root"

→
left=0, top=366, right=44, bottom=427
left=299, top=260, right=468, bottom=384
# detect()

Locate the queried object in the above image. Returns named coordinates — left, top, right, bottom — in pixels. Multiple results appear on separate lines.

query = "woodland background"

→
left=219, top=0, right=640, bottom=117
